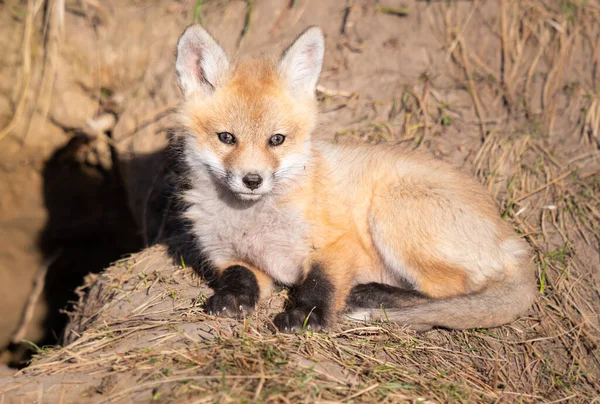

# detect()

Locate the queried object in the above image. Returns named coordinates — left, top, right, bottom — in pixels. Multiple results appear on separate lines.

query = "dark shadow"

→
left=7, top=134, right=143, bottom=367
left=55, top=133, right=216, bottom=347
left=4, top=131, right=220, bottom=367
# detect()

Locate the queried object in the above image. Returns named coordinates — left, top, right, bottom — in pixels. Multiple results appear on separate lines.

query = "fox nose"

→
left=242, top=173, right=263, bottom=190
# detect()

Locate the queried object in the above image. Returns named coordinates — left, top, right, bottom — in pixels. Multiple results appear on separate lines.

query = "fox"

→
left=174, top=24, right=536, bottom=333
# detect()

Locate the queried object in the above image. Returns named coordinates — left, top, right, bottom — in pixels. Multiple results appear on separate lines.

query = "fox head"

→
left=176, top=24, right=324, bottom=201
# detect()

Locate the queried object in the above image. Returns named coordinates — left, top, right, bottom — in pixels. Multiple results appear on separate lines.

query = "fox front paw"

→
left=204, top=265, right=260, bottom=318
left=204, top=291, right=255, bottom=318
left=273, top=308, right=324, bottom=333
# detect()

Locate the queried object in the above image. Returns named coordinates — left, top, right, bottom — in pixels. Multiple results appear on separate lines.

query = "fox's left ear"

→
left=279, top=26, right=324, bottom=97
left=176, top=24, right=229, bottom=98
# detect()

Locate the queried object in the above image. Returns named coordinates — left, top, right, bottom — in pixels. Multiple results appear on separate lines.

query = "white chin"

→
left=236, top=193, right=263, bottom=201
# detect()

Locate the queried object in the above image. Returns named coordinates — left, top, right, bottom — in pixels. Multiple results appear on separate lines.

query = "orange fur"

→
left=176, top=24, right=536, bottom=331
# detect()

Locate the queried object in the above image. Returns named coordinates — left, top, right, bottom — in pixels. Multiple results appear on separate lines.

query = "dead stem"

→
left=0, top=0, right=36, bottom=141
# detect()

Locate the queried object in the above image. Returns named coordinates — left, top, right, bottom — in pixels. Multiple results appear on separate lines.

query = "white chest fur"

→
left=184, top=173, right=311, bottom=285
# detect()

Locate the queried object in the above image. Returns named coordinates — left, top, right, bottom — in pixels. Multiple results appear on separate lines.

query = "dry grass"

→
left=1, top=0, right=599, bottom=402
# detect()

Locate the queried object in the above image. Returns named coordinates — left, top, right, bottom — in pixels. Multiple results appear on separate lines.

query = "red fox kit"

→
left=175, top=25, right=536, bottom=332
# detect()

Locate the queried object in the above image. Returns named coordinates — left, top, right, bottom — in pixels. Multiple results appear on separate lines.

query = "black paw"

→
left=204, top=265, right=260, bottom=318
left=204, top=291, right=255, bottom=318
left=273, top=308, right=324, bottom=333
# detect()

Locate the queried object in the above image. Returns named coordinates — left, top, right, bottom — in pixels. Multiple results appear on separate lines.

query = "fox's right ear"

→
left=176, top=25, right=229, bottom=98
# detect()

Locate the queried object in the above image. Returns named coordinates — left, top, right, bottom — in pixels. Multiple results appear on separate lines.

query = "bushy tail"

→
left=347, top=269, right=536, bottom=331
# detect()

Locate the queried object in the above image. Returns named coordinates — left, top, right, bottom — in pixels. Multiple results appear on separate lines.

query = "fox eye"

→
left=269, top=134, right=286, bottom=146
left=217, top=132, right=235, bottom=145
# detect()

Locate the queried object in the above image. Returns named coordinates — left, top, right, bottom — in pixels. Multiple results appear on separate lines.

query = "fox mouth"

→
left=235, top=192, right=264, bottom=201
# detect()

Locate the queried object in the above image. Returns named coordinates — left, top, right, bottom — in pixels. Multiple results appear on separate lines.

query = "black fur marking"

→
left=204, top=265, right=259, bottom=318
left=164, top=134, right=213, bottom=277
left=346, top=282, right=428, bottom=309
left=273, top=263, right=333, bottom=333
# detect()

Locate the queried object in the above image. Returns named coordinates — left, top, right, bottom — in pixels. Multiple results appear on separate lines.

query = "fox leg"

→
left=347, top=186, right=535, bottom=331
left=204, top=263, right=274, bottom=318
left=272, top=262, right=334, bottom=332
left=273, top=237, right=366, bottom=333
left=347, top=283, right=429, bottom=309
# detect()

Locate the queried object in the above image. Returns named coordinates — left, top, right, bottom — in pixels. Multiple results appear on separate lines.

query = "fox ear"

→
left=279, top=26, right=324, bottom=96
left=176, top=24, right=229, bottom=98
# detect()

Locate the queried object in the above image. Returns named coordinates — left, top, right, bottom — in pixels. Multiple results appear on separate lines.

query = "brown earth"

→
left=0, top=0, right=599, bottom=402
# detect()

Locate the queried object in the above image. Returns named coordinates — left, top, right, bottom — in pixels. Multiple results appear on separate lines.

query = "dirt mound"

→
left=1, top=0, right=599, bottom=402
left=0, top=240, right=595, bottom=402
